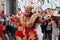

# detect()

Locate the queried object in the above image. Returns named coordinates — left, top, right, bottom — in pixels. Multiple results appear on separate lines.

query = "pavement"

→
left=3, top=36, right=15, bottom=40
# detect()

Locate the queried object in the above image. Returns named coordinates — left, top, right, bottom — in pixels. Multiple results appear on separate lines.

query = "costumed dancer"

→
left=15, top=20, right=27, bottom=40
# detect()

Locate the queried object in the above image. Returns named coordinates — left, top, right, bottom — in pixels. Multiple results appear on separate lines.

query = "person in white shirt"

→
left=52, top=18, right=59, bottom=40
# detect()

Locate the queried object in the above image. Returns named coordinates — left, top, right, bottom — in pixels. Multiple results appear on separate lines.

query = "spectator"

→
left=52, top=18, right=59, bottom=40
left=0, top=22, right=4, bottom=40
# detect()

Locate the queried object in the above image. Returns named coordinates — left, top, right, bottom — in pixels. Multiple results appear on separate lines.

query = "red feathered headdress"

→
left=10, top=17, right=15, bottom=22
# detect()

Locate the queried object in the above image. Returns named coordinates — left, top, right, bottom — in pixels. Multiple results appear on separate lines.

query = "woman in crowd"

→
left=32, top=11, right=44, bottom=40
left=0, top=22, right=4, bottom=40
left=15, top=18, right=26, bottom=40
left=2, top=15, right=10, bottom=40
left=15, top=6, right=39, bottom=40
left=58, top=19, right=60, bottom=40
left=45, top=10, right=52, bottom=40
left=52, top=17, right=59, bottom=40
left=24, top=6, right=47, bottom=40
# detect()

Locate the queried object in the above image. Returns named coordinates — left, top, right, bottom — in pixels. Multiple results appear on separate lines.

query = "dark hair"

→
left=38, top=11, right=40, bottom=13
left=2, top=11, right=4, bottom=13
left=18, top=8, right=21, bottom=11
left=45, top=11, right=47, bottom=14
left=34, top=17, right=39, bottom=23
left=52, top=17, right=58, bottom=26
left=0, top=21, right=2, bottom=24
left=29, top=12, right=33, bottom=17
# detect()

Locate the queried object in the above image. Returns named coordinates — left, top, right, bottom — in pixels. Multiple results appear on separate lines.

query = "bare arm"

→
left=24, top=13, right=44, bottom=28
left=25, top=13, right=39, bottom=27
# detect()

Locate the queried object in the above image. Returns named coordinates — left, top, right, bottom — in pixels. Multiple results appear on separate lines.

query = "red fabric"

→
left=0, top=24, right=3, bottom=37
left=23, top=12, right=31, bottom=18
left=15, top=30, right=24, bottom=38
left=26, top=30, right=37, bottom=38
left=10, top=17, right=15, bottom=22
left=0, top=24, right=3, bottom=31
left=0, top=13, right=5, bottom=17
left=0, top=17, right=1, bottom=19
left=18, top=13, right=21, bottom=16
left=24, top=13, right=29, bottom=18
left=17, top=22, right=22, bottom=27
left=1, top=13, right=5, bottom=16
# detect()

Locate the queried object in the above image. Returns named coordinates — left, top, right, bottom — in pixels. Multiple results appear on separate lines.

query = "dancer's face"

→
left=25, top=8, right=32, bottom=15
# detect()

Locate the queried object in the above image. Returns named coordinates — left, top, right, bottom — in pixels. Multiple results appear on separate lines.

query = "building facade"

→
left=0, top=0, right=60, bottom=15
